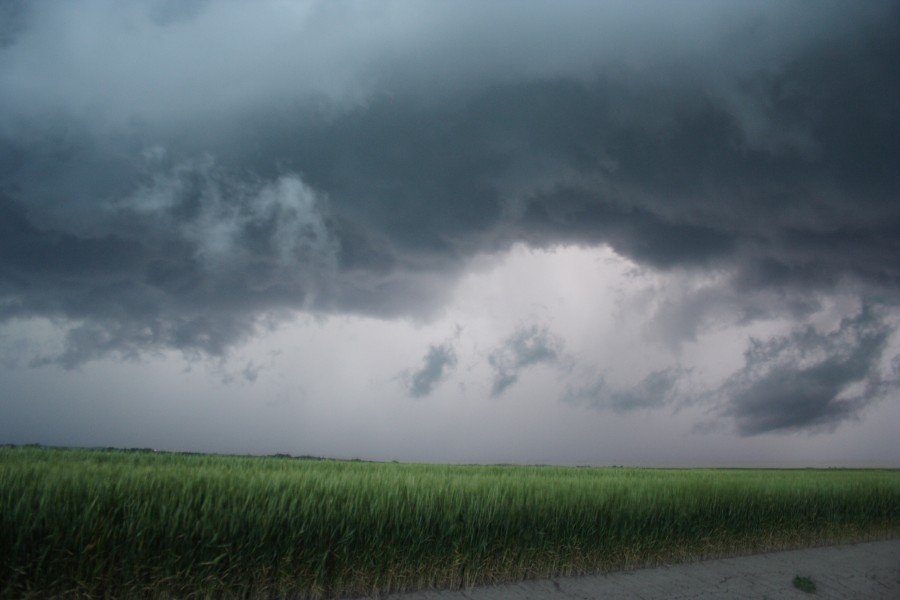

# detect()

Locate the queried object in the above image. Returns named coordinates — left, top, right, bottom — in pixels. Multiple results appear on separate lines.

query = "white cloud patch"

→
left=126, top=156, right=336, bottom=278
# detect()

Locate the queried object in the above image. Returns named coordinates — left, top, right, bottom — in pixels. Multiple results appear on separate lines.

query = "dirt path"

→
left=359, top=539, right=899, bottom=599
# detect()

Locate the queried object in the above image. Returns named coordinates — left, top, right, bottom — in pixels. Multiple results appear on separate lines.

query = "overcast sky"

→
left=1, top=0, right=899, bottom=467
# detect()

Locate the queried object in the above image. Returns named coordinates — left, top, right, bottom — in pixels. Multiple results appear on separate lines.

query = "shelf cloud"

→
left=1, top=1, right=899, bottom=459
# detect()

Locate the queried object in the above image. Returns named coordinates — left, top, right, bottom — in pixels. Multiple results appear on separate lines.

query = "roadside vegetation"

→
left=793, top=575, right=817, bottom=593
left=2, top=445, right=898, bottom=599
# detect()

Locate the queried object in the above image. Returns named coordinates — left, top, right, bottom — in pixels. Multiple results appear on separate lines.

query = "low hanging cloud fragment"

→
left=406, top=343, right=458, bottom=399
left=718, top=309, right=898, bottom=435
left=564, top=368, right=687, bottom=413
left=488, top=324, right=566, bottom=397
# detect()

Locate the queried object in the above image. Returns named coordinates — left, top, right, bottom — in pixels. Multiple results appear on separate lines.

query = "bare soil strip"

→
left=359, top=539, right=899, bottom=600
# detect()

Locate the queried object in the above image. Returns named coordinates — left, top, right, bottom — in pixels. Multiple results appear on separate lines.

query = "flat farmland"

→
left=1, top=446, right=898, bottom=599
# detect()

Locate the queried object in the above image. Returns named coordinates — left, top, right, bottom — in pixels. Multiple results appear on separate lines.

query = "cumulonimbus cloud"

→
left=0, top=0, right=898, bottom=444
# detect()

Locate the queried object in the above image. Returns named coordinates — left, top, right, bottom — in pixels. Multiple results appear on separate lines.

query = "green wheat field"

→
left=1, top=445, right=898, bottom=599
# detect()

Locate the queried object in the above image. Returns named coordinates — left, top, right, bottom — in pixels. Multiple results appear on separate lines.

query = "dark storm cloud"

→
left=718, top=309, right=898, bottom=435
left=1, top=159, right=337, bottom=365
left=564, top=368, right=686, bottom=413
left=488, top=324, right=564, bottom=397
left=406, top=343, right=457, bottom=398
left=0, top=0, right=899, bottom=378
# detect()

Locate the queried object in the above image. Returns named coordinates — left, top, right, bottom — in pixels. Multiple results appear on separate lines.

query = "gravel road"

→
left=359, top=539, right=899, bottom=600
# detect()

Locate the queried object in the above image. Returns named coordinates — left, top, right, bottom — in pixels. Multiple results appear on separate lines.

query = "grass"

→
left=793, top=575, right=817, bottom=593
left=1, top=445, right=898, bottom=599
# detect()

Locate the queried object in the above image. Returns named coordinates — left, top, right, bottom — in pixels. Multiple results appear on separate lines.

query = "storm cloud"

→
left=1, top=0, right=899, bottom=448
left=565, top=368, right=687, bottom=413
left=718, top=308, right=898, bottom=435
left=406, top=342, right=457, bottom=398
left=488, top=324, right=565, bottom=397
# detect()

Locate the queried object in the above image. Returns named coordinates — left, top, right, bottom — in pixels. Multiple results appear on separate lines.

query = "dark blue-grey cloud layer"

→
left=1, top=1, right=899, bottom=433
left=718, top=308, right=897, bottom=435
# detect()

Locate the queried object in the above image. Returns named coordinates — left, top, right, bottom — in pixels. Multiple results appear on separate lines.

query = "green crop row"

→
left=1, top=446, right=898, bottom=599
